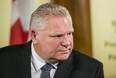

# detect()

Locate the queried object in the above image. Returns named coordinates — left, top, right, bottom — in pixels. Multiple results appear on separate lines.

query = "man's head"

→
left=30, top=3, right=74, bottom=63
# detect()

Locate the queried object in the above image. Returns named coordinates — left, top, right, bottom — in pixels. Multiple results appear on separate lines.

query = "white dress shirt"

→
left=31, top=43, right=58, bottom=78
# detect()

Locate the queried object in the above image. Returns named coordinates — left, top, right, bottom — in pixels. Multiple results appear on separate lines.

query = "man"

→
left=0, top=3, right=104, bottom=78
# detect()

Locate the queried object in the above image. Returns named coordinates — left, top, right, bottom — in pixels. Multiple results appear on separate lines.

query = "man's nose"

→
left=61, top=35, right=70, bottom=48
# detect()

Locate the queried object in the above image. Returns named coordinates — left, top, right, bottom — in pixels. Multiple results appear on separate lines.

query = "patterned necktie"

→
left=40, top=63, right=53, bottom=78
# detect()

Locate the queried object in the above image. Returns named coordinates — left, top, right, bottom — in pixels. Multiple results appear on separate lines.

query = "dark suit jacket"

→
left=0, top=41, right=104, bottom=78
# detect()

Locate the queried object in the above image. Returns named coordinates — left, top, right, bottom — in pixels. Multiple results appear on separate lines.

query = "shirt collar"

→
left=31, top=43, right=58, bottom=71
left=31, top=43, right=46, bottom=71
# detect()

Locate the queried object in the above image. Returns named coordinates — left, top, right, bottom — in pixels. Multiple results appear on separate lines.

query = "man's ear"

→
left=31, top=30, right=38, bottom=44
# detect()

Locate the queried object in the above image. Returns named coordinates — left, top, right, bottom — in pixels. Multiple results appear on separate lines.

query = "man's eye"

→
left=50, top=34, right=63, bottom=38
left=54, top=35, right=63, bottom=38
left=68, top=32, right=72, bottom=36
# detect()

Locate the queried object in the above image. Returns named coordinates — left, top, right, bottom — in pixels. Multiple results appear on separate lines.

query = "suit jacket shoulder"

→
left=0, top=41, right=32, bottom=78
left=0, top=41, right=31, bottom=55
left=69, top=49, right=104, bottom=78
left=72, top=49, right=102, bottom=65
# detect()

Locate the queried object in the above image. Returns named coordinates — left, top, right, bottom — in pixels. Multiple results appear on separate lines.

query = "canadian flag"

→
left=10, top=0, right=33, bottom=45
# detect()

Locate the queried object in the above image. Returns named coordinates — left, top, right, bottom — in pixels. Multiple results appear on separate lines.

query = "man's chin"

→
left=57, top=54, right=70, bottom=61
left=48, top=55, right=69, bottom=63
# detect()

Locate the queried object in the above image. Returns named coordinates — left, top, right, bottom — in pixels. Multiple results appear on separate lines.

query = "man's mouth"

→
left=57, top=49, right=70, bottom=53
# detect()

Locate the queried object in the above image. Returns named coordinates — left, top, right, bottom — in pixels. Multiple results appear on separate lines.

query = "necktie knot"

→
left=41, top=63, right=53, bottom=71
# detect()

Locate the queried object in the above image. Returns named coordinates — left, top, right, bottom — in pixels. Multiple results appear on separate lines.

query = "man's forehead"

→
left=46, top=27, right=74, bottom=35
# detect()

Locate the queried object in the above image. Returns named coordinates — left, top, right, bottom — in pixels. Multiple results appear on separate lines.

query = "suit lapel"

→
left=54, top=53, right=73, bottom=78
left=16, top=41, right=32, bottom=78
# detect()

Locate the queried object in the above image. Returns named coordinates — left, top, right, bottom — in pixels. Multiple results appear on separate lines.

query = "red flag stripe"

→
left=10, top=18, right=28, bottom=45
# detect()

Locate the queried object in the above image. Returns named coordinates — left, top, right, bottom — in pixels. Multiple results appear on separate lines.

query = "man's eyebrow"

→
left=49, top=33, right=64, bottom=37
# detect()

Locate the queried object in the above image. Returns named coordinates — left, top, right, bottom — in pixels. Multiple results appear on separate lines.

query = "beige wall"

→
left=90, top=0, right=116, bottom=78
left=0, top=0, right=11, bottom=47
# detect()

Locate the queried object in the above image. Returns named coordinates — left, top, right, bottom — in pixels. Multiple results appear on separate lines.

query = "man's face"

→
left=32, top=16, right=74, bottom=63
